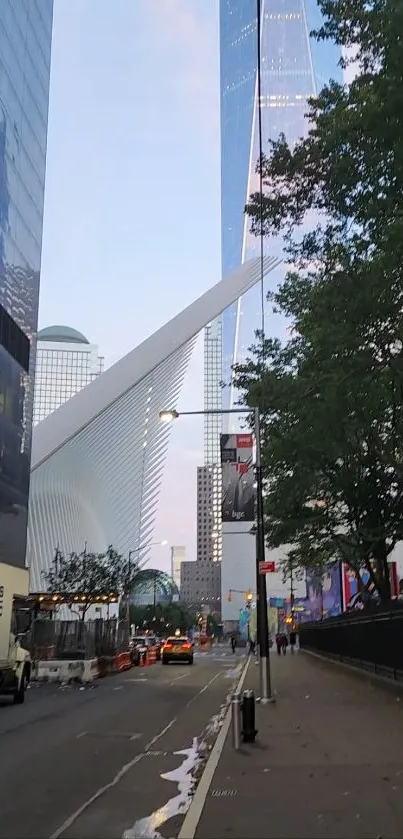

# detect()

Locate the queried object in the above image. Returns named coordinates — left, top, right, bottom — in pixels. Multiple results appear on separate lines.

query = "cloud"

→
left=142, top=0, right=219, bottom=147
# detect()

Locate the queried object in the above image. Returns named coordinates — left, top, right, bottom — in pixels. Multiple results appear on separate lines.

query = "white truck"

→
left=0, top=562, right=32, bottom=705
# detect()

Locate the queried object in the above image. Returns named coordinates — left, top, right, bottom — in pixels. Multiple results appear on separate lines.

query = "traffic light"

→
left=246, top=590, right=253, bottom=603
left=227, top=590, right=232, bottom=602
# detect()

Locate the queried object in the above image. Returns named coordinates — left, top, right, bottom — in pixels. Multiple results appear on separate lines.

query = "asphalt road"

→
left=0, top=648, right=246, bottom=839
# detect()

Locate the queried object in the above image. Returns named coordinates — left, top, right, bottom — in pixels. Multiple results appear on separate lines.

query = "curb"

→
left=178, top=655, right=250, bottom=839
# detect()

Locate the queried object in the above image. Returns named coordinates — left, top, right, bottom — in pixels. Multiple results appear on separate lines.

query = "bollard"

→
left=241, top=689, right=257, bottom=743
left=231, top=693, right=241, bottom=750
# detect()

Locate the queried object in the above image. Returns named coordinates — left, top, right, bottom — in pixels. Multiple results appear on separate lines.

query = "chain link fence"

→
left=28, top=618, right=130, bottom=662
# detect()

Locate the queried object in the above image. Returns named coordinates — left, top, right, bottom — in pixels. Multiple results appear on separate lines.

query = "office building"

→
left=205, top=0, right=343, bottom=617
left=197, top=466, right=221, bottom=562
left=171, top=545, right=186, bottom=593
left=27, top=258, right=280, bottom=589
left=33, top=325, right=104, bottom=425
left=180, top=559, right=221, bottom=612
left=0, top=1, right=53, bottom=571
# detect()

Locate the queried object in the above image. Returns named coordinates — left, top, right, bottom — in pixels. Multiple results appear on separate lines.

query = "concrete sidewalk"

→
left=192, top=650, right=403, bottom=839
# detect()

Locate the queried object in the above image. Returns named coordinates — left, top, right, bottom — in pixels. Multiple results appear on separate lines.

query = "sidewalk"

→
left=193, top=650, right=403, bottom=839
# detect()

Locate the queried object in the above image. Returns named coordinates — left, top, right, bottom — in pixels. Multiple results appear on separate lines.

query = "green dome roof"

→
left=130, top=569, right=179, bottom=607
left=38, top=325, right=90, bottom=345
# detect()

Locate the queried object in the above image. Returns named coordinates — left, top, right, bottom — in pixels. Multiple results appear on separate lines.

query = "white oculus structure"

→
left=27, top=256, right=281, bottom=591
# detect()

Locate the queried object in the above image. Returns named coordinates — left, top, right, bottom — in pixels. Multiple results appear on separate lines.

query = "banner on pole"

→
left=220, top=433, right=255, bottom=523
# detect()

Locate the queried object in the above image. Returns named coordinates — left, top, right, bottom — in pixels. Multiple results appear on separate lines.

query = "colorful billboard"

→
left=220, top=433, right=255, bottom=523
left=305, top=565, right=343, bottom=621
left=341, top=561, right=398, bottom=610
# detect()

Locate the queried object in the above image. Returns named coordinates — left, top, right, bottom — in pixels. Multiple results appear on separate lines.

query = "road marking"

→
left=184, top=671, right=221, bottom=709
left=76, top=731, right=87, bottom=739
left=178, top=656, right=250, bottom=839
left=113, top=685, right=123, bottom=691
left=49, top=717, right=177, bottom=839
left=49, top=663, right=228, bottom=839
left=170, top=672, right=190, bottom=686
left=126, top=678, right=147, bottom=683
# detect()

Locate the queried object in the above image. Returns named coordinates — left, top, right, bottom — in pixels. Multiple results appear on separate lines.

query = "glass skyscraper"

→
left=0, top=0, right=53, bottom=568
left=205, top=0, right=342, bottom=434
left=204, top=1, right=342, bottom=565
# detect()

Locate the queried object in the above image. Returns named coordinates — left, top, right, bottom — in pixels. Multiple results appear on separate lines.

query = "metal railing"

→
left=299, top=603, right=403, bottom=681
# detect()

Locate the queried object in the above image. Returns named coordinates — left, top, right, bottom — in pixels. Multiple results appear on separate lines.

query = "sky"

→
left=39, top=0, right=220, bottom=570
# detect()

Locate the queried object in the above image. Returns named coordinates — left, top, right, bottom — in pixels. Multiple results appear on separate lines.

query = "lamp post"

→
left=159, top=407, right=272, bottom=701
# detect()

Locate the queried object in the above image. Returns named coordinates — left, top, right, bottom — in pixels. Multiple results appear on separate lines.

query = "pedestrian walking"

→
left=289, top=630, right=296, bottom=653
left=281, top=633, right=288, bottom=655
left=275, top=633, right=282, bottom=656
left=249, top=637, right=256, bottom=656
left=231, top=634, right=237, bottom=654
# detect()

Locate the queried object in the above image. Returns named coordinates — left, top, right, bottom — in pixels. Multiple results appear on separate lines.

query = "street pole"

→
left=254, top=406, right=272, bottom=701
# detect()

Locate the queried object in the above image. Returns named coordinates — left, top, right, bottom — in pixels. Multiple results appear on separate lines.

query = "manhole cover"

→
left=211, top=789, right=238, bottom=797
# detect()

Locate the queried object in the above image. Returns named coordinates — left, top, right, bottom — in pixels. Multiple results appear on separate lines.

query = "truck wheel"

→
left=13, top=672, right=26, bottom=705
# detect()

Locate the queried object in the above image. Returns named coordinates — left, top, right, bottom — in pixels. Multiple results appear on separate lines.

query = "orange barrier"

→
left=114, top=651, right=132, bottom=673
left=147, top=646, right=157, bottom=665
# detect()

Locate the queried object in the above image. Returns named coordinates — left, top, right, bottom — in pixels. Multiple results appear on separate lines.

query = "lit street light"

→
left=159, top=406, right=272, bottom=702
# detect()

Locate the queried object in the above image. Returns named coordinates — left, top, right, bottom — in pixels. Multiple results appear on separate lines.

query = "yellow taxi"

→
left=161, top=636, right=194, bottom=665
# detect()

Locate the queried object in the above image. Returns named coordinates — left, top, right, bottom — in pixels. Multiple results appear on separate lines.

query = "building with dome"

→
left=130, top=570, right=179, bottom=608
left=33, top=325, right=104, bottom=425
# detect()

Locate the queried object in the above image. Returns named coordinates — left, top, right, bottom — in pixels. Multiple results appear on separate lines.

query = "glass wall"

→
left=217, top=0, right=342, bottom=410
left=0, top=0, right=53, bottom=567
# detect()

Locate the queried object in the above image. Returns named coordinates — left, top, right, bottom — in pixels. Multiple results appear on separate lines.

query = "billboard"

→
left=305, top=565, right=343, bottom=621
left=220, top=433, right=255, bottom=523
left=341, top=561, right=398, bottom=610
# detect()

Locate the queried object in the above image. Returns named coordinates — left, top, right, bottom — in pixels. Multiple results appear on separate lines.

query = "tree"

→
left=233, top=0, right=403, bottom=602
left=43, top=545, right=141, bottom=621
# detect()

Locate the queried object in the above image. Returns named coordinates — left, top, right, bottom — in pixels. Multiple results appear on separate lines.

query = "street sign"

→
left=259, top=561, right=276, bottom=574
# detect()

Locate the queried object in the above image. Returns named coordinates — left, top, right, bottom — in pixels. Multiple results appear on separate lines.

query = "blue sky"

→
left=39, top=0, right=221, bottom=569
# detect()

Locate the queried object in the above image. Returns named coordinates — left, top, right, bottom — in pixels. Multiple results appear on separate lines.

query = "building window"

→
left=0, top=304, right=30, bottom=373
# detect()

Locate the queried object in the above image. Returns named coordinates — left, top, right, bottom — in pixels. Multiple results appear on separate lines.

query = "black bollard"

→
left=241, top=689, right=257, bottom=743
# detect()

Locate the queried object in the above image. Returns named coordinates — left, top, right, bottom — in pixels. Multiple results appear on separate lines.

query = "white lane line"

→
left=178, top=656, right=251, bottom=839
left=170, top=672, right=190, bottom=686
left=76, top=731, right=87, bottom=739
left=185, top=671, right=221, bottom=708
left=49, top=664, right=226, bottom=839
left=49, top=716, right=177, bottom=839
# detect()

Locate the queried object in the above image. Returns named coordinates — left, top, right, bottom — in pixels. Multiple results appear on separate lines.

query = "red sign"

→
left=259, top=561, right=276, bottom=574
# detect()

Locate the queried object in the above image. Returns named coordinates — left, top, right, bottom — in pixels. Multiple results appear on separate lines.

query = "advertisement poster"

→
left=305, top=565, right=343, bottom=621
left=238, top=607, right=250, bottom=641
left=341, top=561, right=398, bottom=610
left=220, top=433, right=255, bottom=523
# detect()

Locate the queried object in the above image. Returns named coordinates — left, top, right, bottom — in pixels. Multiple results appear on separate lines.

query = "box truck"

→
left=0, top=563, right=31, bottom=704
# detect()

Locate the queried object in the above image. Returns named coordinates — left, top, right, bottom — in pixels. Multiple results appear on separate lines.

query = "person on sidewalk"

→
left=289, top=630, right=296, bottom=653
left=231, top=635, right=237, bottom=654
left=249, top=637, right=256, bottom=656
left=281, top=633, right=288, bottom=655
left=275, top=633, right=282, bottom=655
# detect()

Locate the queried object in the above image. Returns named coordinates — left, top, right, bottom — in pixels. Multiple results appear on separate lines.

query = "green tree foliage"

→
left=233, top=0, right=403, bottom=602
left=43, top=546, right=141, bottom=621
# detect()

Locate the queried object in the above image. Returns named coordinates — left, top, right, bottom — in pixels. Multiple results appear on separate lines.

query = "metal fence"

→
left=299, top=603, right=403, bottom=681
left=28, top=618, right=130, bottom=662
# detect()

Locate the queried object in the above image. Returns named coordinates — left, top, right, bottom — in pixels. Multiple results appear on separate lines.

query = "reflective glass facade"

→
left=215, top=0, right=342, bottom=411
left=0, top=0, right=53, bottom=567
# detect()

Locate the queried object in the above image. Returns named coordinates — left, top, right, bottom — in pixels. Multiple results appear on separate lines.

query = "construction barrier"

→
left=114, top=651, right=132, bottom=673
left=147, top=646, right=157, bottom=665
left=32, top=659, right=99, bottom=683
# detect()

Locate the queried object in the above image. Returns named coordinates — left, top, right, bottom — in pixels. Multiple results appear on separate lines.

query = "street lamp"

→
left=159, top=406, right=272, bottom=702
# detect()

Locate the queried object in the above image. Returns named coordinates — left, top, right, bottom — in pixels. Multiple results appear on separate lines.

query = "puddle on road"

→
left=123, top=738, right=201, bottom=839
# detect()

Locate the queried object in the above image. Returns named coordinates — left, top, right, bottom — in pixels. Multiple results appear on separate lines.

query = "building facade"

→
left=33, top=325, right=104, bottom=425
left=170, top=545, right=186, bottom=593
left=0, top=1, right=53, bottom=569
left=180, top=559, right=221, bottom=613
left=197, top=466, right=221, bottom=563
